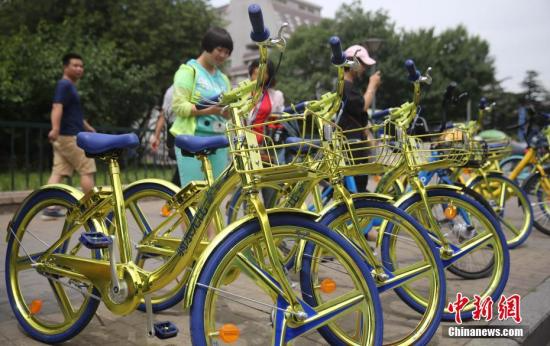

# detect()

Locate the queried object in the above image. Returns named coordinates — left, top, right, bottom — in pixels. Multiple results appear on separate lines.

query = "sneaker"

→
left=41, top=208, right=65, bottom=221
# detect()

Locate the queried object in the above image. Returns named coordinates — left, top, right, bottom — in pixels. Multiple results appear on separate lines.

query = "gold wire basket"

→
left=483, top=138, right=512, bottom=161
left=464, top=138, right=489, bottom=168
left=226, top=112, right=346, bottom=183
left=338, top=121, right=402, bottom=175
left=403, top=127, right=471, bottom=170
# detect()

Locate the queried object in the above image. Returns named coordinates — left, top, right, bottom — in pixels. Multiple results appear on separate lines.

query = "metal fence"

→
left=0, top=121, right=177, bottom=191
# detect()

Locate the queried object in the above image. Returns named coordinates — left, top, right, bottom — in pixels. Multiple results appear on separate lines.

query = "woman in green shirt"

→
left=171, top=27, right=233, bottom=187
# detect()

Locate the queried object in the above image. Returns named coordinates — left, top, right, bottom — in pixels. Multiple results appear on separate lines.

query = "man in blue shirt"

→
left=44, top=53, right=96, bottom=218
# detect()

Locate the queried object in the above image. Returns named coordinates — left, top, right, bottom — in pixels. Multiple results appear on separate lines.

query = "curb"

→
left=465, top=275, right=550, bottom=346
left=0, top=190, right=31, bottom=206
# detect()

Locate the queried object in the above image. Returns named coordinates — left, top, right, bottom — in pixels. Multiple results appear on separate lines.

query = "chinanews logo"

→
left=447, top=293, right=522, bottom=324
left=444, top=292, right=526, bottom=339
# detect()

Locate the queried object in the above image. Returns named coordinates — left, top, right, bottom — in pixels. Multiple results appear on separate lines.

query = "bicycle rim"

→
left=5, top=189, right=100, bottom=343
left=315, top=199, right=444, bottom=345
left=469, top=175, right=533, bottom=248
left=190, top=214, right=382, bottom=345
left=399, top=189, right=509, bottom=320
left=523, top=171, right=550, bottom=235
left=121, top=182, right=193, bottom=312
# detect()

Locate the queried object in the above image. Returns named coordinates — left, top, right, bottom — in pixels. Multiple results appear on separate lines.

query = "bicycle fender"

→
left=499, top=155, right=524, bottom=165
left=465, top=171, right=503, bottom=187
left=317, top=193, right=394, bottom=218
left=350, top=192, right=394, bottom=201
left=392, top=184, right=462, bottom=209
left=124, top=178, right=180, bottom=192
left=7, top=184, right=84, bottom=242
left=182, top=208, right=317, bottom=309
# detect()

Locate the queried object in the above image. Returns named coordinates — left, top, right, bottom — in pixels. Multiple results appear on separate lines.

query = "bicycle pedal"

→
left=153, top=321, right=179, bottom=339
left=79, top=232, right=113, bottom=249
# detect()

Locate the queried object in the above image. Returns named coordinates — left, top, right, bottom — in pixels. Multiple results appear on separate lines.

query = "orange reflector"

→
left=219, top=323, right=240, bottom=343
left=320, top=278, right=337, bottom=294
left=161, top=204, right=171, bottom=217
left=374, top=175, right=381, bottom=183
left=463, top=168, right=472, bottom=174
left=30, top=300, right=43, bottom=315
left=444, top=205, right=458, bottom=220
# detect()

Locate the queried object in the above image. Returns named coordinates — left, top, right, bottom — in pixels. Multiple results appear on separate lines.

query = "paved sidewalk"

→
left=1, top=205, right=550, bottom=345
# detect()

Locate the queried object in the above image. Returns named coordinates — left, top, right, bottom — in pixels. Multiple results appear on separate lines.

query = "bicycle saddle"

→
left=76, top=132, right=139, bottom=156
left=175, top=135, right=229, bottom=156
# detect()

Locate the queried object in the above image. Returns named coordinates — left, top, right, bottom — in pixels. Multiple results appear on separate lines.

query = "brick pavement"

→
left=1, top=200, right=549, bottom=345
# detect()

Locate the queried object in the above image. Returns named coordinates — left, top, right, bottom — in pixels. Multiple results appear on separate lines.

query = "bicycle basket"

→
left=404, top=127, right=470, bottom=170
left=339, top=121, right=402, bottom=175
left=226, top=112, right=345, bottom=183
left=484, top=138, right=512, bottom=161
left=464, top=138, right=489, bottom=168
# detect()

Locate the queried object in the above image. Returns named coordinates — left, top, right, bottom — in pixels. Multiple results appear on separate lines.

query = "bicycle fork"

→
left=408, top=176, right=454, bottom=259
left=246, top=190, right=308, bottom=322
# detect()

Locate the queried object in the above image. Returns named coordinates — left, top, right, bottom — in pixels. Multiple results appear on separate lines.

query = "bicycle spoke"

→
left=378, top=261, right=431, bottom=293
left=236, top=252, right=286, bottom=299
left=296, top=289, right=365, bottom=335
left=447, top=231, right=494, bottom=264
left=48, top=279, right=76, bottom=320
left=128, top=201, right=152, bottom=236
left=498, top=215, right=521, bottom=236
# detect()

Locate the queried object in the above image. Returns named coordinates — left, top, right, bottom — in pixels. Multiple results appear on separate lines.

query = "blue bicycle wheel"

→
left=308, top=197, right=445, bottom=345
left=190, top=213, right=383, bottom=345
left=522, top=167, right=550, bottom=235
left=468, top=173, right=533, bottom=248
left=120, top=180, right=193, bottom=313
left=5, top=187, right=101, bottom=343
left=395, top=188, right=509, bottom=321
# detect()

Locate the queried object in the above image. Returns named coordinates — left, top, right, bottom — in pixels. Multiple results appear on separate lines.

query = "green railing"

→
left=0, top=121, right=177, bottom=191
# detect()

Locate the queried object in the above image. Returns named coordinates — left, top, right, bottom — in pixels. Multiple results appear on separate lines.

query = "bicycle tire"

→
left=396, top=188, right=509, bottom=321
left=468, top=173, right=533, bottom=248
left=500, top=156, right=533, bottom=184
left=522, top=167, right=550, bottom=235
left=120, top=181, right=194, bottom=312
left=309, top=197, right=445, bottom=345
left=5, top=186, right=101, bottom=343
left=189, top=213, right=383, bottom=345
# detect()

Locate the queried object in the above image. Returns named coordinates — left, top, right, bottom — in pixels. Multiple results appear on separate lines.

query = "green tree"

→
left=521, top=70, right=548, bottom=105
left=276, top=1, right=497, bottom=125
left=0, top=0, right=218, bottom=126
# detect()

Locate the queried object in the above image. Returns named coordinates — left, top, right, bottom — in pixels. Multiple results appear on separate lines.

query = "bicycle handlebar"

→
left=195, top=95, right=222, bottom=110
left=405, top=59, right=420, bottom=82
left=371, top=109, right=391, bottom=121
left=248, top=4, right=270, bottom=42
left=329, top=36, right=346, bottom=65
left=443, top=82, right=457, bottom=104
left=282, top=102, right=308, bottom=114
left=479, top=97, right=488, bottom=110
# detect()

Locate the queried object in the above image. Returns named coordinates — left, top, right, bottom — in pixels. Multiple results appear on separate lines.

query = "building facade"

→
left=217, top=0, right=322, bottom=82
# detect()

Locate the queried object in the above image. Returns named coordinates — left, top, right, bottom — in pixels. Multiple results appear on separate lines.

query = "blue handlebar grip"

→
left=195, top=94, right=221, bottom=110
left=479, top=97, right=488, bottom=109
left=405, top=59, right=420, bottom=82
left=329, top=36, right=345, bottom=65
left=371, top=109, right=390, bottom=121
left=248, top=4, right=270, bottom=42
left=283, top=101, right=307, bottom=114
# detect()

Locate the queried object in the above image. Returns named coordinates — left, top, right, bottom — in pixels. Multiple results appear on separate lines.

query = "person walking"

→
left=171, top=27, right=233, bottom=187
left=43, top=53, right=96, bottom=219
left=150, top=85, right=180, bottom=186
